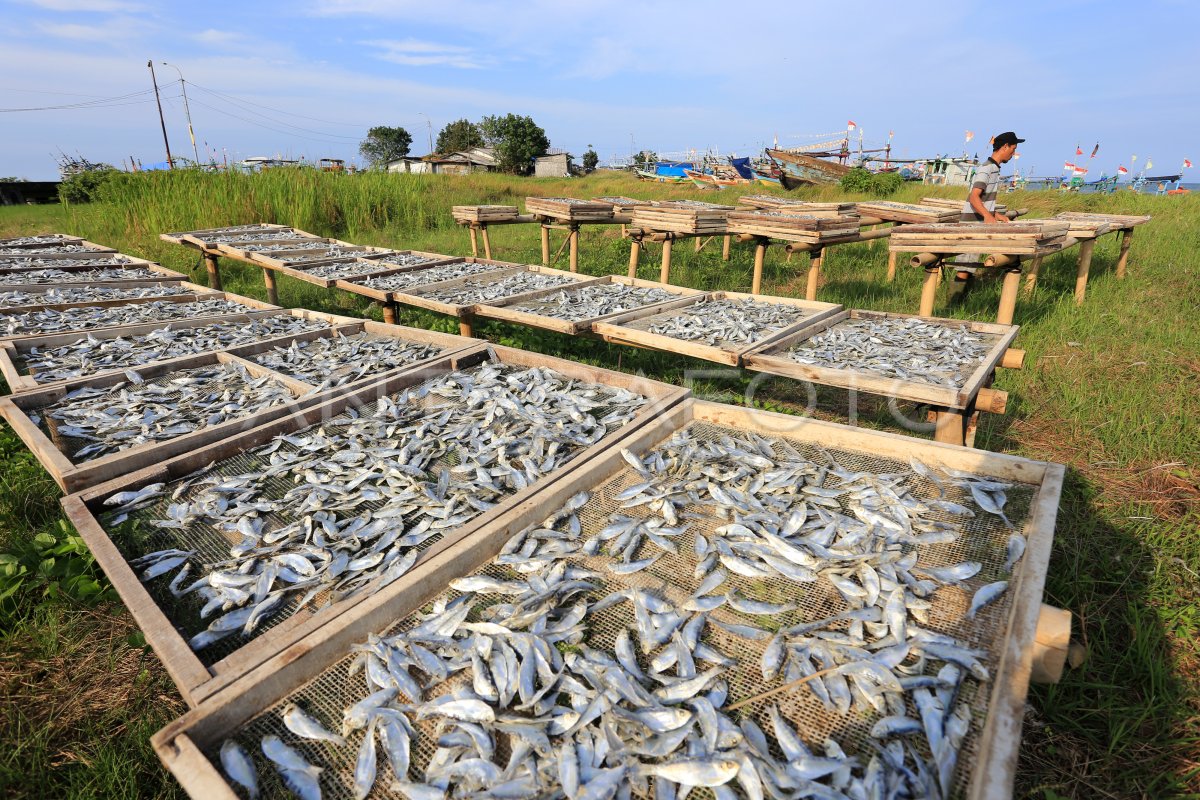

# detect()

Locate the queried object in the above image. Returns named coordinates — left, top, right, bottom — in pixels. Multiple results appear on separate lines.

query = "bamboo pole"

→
left=381, top=302, right=398, bottom=325
left=1115, top=228, right=1134, bottom=279
left=804, top=248, right=824, bottom=301
left=1022, top=255, right=1044, bottom=295
left=984, top=253, right=1019, bottom=269
left=919, top=265, right=941, bottom=316
left=933, top=408, right=967, bottom=446
left=1073, top=239, right=1096, bottom=305
left=886, top=251, right=898, bottom=282
left=458, top=319, right=473, bottom=337
left=1000, top=348, right=1026, bottom=370
left=468, top=227, right=479, bottom=258
left=997, top=268, right=1022, bottom=325
left=628, top=238, right=641, bottom=279
left=569, top=227, right=579, bottom=273
left=261, top=267, right=278, bottom=306
left=910, top=252, right=940, bottom=268
left=721, top=235, right=731, bottom=261
left=694, top=236, right=702, bottom=253
left=660, top=237, right=673, bottom=284
left=751, top=240, right=768, bottom=295
left=975, top=387, right=1008, bottom=414
left=540, top=225, right=550, bottom=266
left=480, top=226, right=492, bottom=260
left=203, top=252, right=222, bottom=291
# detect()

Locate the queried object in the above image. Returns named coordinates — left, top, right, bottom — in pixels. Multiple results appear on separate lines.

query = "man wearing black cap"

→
left=953, top=131, right=1025, bottom=285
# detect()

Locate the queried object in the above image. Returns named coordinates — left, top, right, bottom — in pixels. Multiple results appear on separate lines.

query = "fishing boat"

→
left=635, top=161, right=695, bottom=183
left=765, top=149, right=853, bottom=186
left=684, top=157, right=754, bottom=190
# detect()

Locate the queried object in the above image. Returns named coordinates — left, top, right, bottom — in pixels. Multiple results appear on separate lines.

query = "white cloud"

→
left=362, top=38, right=487, bottom=69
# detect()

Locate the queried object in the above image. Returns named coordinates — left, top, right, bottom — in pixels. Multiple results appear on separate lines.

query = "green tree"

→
left=435, top=119, right=483, bottom=154
left=632, top=150, right=657, bottom=168
left=358, top=126, right=413, bottom=167
left=582, top=145, right=599, bottom=173
left=479, top=114, right=550, bottom=174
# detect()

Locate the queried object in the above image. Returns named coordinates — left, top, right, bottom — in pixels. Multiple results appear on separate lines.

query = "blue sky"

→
left=1, top=0, right=1197, bottom=180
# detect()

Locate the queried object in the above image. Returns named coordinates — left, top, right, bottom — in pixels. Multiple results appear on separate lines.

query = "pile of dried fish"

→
left=0, top=244, right=99, bottom=255
left=169, top=224, right=279, bottom=238
left=420, top=272, right=576, bottom=306
left=205, top=232, right=305, bottom=244
left=0, top=235, right=77, bottom=246
left=251, top=333, right=445, bottom=389
left=21, top=316, right=330, bottom=383
left=295, top=260, right=393, bottom=281
left=276, top=248, right=371, bottom=264
left=644, top=297, right=812, bottom=346
left=0, top=267, right=165, bottom=285
left=0, top=285, right=191, bottom=309
left=370, top=253, right=442, bottom=269
left=236, top=243, right=326, bottom=254
left=117, top=362, right=648, bottom=654
left=37, top=362, right=298, bottom=463
left=508, top=282, right=679, bottom=322
left=0, top=299, right=252, bottom=337
left=356, top=262, right=505, bottom=293
left=0, top=256, right=135, bottom=270
left=785, top=317, right=995, bottom=387
left=215, top=430, right=1025, bottom=799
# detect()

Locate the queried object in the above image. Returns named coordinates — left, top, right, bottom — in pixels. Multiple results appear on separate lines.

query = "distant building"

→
left=386, top=156, right=432, bottom=174
left=922, top=157, right=979, bottom=187
left=533, top=152, right=571, bottom=178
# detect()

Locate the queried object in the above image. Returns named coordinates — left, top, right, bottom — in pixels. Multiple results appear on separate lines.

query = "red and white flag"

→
left=1064, top=161, right=1075, bottom=171
left=1073, top=166, right=1088, bottom=176
left=1184, top=159, right=1193, bottom=169
left=846, top=121, right=856, bottom=130
left=1117, top=165, right=1129, bottom=175
left=1075, top=145, right=1083, bottom=156
left=964, top=130, right=974, bottom=142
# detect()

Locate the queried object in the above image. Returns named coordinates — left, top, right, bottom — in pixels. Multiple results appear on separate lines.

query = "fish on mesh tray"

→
left=784, top=317, right=995, bottom=388
left=0, top=267, right=166, bottom=285
left=36, top=362, right=298, bottom=463
left=0, top=299, right=255, bottom=337
left=420, top=272, right=576, bottom=305
left=356, top=261, right=505, bottom=292
left=0, top=284, right=191, bottom=309
left=509, top=282, right=679, bottom=322
left=0, top=244, right=100, bottom=255
left=645, top=297, right=813, bottom=345
left=211, top=425, right=1027, bottom=799
left=21, top=316, right=330, bottom=383
left=294, top=255, right=431, bottom=280
left=251, top=333, right=445, bottom=389
left=0, top=235, right=78, bottom=246
left=111, top=361, right=650, bottom=658
left=0, top=256, right=135, bottom=270
left=266, top=247, right=368, bottom=264
left=202, top=233, right=304, bottom=244
left=367, top=253, right=441, bottom=269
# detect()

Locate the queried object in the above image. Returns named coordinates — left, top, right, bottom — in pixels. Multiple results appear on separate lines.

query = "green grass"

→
left=1, top=171, right=1198, bottom=798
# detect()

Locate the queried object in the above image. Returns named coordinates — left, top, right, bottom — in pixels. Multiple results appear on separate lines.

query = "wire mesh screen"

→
left=32, top=363, right=299, bottom=464
left=0, top=299, right=254, bottom=338
left=213, top=419, right=1038, bottom=799
left=614, top=298, right=822, bottom=354
left=501, top=284, right=682, bottom=324
left=99, top=363, right=649, bottom=668
left=248, top=333, right=448, bottom=389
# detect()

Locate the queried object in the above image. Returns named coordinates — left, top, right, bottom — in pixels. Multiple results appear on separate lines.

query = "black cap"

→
left=993, top=131, right=1025, bottom=147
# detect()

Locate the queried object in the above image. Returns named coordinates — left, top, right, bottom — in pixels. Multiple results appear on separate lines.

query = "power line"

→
left=185, top=83, right=363, bottom=141
left=187, top=82, right=371, bottom=131
left=0, top=83, right=173, bottom=113
left=184, top=96, right=358, bottom=147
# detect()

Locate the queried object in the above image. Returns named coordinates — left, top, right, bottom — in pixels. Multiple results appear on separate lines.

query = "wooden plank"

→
left=0, top=262, right=188, bottom=287
left=390, top=265, right=597, bottom=318
left=334, top=258, right=516, bottom=303
left=63, top=344, right=686, bottom=706
left=149, top=396, right=1063, bottom=800
left=743, top=309, right=1020, bottom=409
left=159, top=224, right=290, bottom=246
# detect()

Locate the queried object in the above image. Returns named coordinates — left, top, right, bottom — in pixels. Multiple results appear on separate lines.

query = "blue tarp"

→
left=729, top=157, right=753, bottom=179
left=653, top=161, right=695, bottom=177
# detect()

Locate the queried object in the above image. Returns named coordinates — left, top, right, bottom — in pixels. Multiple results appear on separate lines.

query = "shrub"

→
left=58, top=168, right=119, bottom=204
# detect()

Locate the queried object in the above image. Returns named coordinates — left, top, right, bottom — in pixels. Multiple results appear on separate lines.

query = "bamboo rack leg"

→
left=694, top=237, right=702, bottom=253
left=1115, top=228, right=1134, bottom=279
left=468, top=227, right=479, bottom=258
left=1023, top=255, right=1044, bottom=295
left=751, top=241, right=768, bottom=295
left=203, top=253, right=222, bottom=291
left=261, top=268, right=279, bottom=306
left=1073, top=239, right=1097, bottom=306
left=628, top=238, right=641, bottom=279
left=919, top=265, right=940, bottom=316
left=933, top=407, right=967, bottom=447
left=722, top=235, right=731, bottom=261
left=380, top=302, right=398, bottom=325
left=620, top=224, right=627, bottom=237
left=480, top=226, right=492, bottom=260
left=540, top=225, right=550, bottom=266
left=804, top=249, right=824, bottom=301
left=660, top=238, right=673, bottom=284
left=458, top=318, right=473, bottom=337
left=997, top=267, right=1021, bottom=325
left=569, top=227, right=579, bottom=273
left=869, top=224, right=879, bottom=249
left=886, top=251, right=898, bottom=282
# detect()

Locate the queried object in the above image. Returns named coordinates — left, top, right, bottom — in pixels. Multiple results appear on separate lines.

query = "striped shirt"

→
left=960, top=158, right=1002, bottom=221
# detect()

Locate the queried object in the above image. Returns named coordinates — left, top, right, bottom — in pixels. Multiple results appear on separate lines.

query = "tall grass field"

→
left=0, top=170, right=1196, bottom=799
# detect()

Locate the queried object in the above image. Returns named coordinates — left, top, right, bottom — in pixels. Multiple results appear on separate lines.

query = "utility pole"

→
left=162, top=62, right=199, bottom=165
left=147, top=60, right=173, bottom=168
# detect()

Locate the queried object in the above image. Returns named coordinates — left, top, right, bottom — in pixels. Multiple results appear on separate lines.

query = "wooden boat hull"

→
left=766, top=149, right=853, bottom=185
left=635, top=169, right=688, bottom=184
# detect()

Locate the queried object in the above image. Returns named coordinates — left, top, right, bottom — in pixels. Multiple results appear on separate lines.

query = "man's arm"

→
left=968, top=187, right=1009, bottom=223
